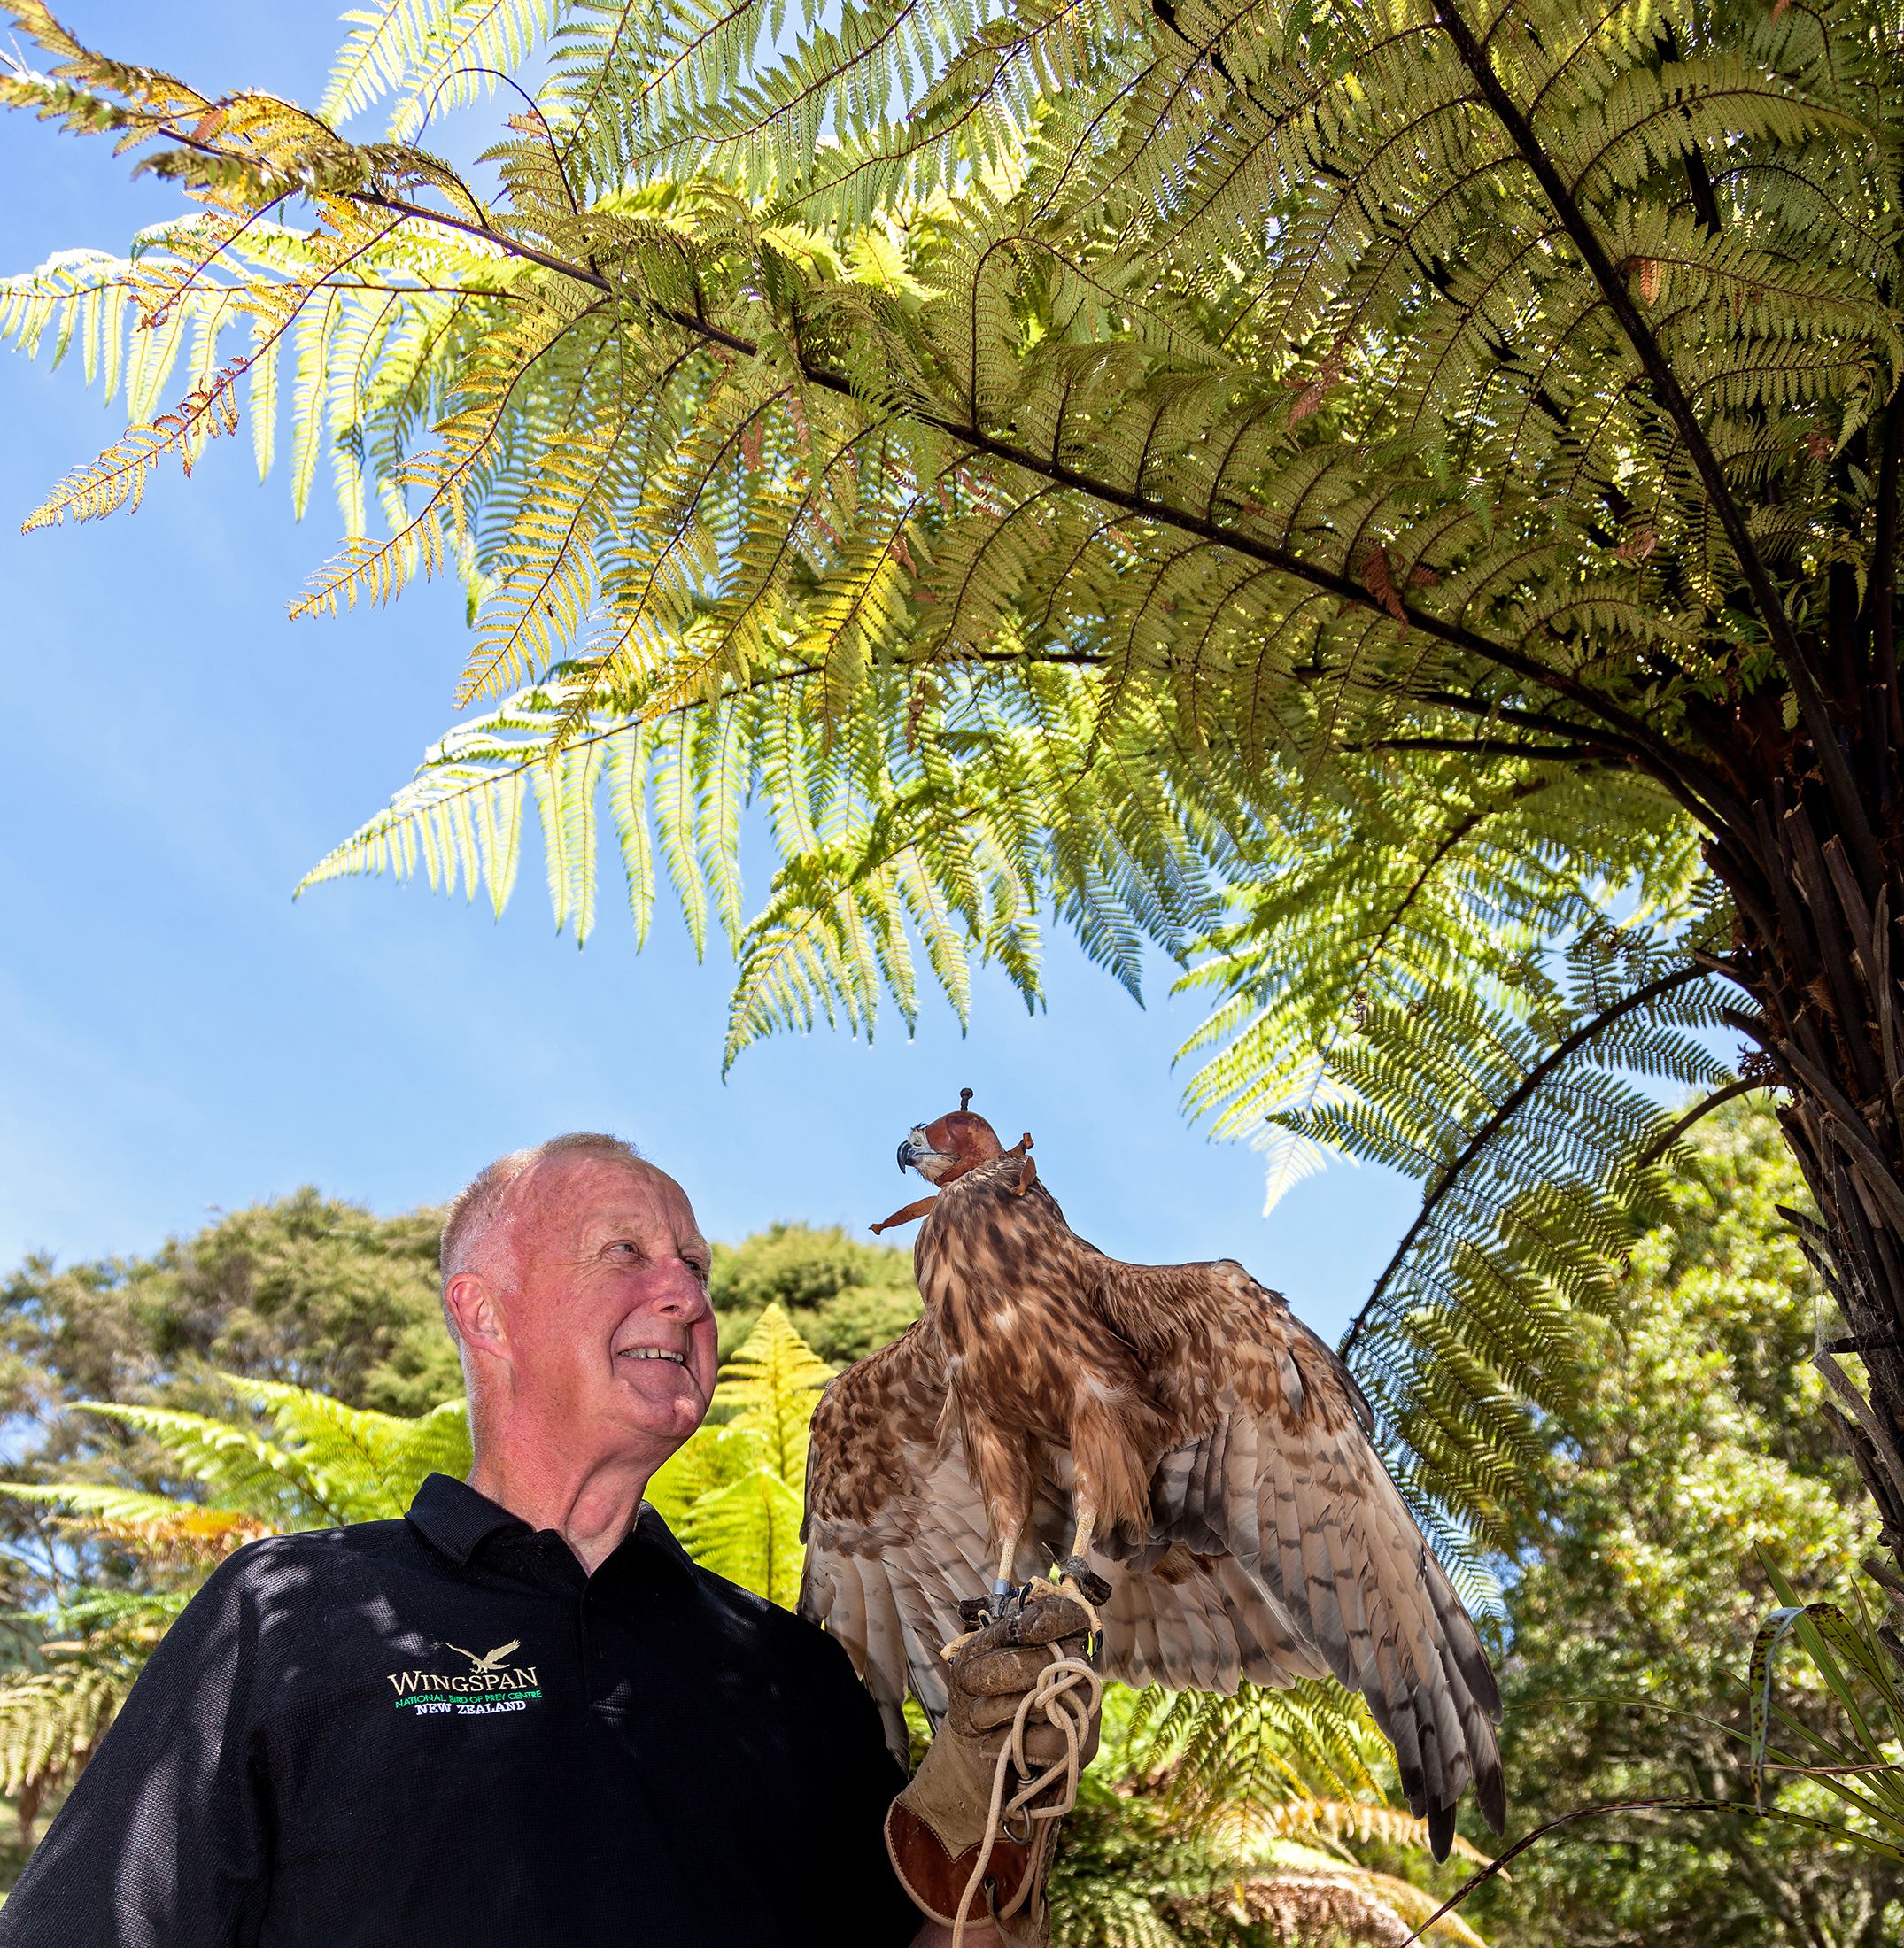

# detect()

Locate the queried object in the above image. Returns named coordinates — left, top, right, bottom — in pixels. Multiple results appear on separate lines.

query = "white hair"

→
left=438, top=1132, right=644, bottom=1340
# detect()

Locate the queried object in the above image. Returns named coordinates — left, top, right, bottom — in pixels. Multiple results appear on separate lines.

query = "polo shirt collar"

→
left=406, top=1472, right=694, bottom=1581
left=406, top=1473, right=527, bottom=1565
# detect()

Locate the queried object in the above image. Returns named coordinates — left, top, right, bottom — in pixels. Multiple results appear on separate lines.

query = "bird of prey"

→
left=448, top=1640, right=521, bottom=1674
left=799, top=1094, right=1505, bottom=1858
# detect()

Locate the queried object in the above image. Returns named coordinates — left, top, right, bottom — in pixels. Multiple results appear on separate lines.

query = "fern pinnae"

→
left=294, top=305, right=565, bottom=626
left=14, top=0, right=1902, bottom=1581
left=388, top=0, right=564, bottom=143
left=652, top=710, right=712, bottom=957
left=461, top=411, right=625, bottom=702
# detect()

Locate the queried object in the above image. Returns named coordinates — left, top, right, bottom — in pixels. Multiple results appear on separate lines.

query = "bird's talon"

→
left=980, top=1584, right=1026, bottom=1621
left=1057, top=1558, right=1113, bottom=1605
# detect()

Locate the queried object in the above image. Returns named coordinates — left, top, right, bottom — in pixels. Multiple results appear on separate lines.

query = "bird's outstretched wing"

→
left=1088, top=1257, right=1505, bottom=1852
left=797, top=1306, right=1395, bottom=1772
left=801, top=1242, right=1503, bottom=1848
left=799, top=1318, right=1056, bottom=1762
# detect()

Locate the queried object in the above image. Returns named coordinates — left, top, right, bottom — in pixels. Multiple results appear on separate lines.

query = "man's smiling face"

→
left=493, top=1153, right=720, bottom=1463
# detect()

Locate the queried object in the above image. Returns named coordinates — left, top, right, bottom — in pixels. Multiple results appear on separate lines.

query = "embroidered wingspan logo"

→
left=447, top=1639, right=521, bottom=1674
left=388, top=1638, right=540, bottom=1716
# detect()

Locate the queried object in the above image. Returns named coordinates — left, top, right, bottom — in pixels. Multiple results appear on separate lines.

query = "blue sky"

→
left=0, top=1, right=1420, bottom=1345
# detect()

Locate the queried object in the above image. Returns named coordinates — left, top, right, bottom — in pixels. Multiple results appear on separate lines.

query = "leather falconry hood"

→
left=871, top=1089, right=1035, bottom=1233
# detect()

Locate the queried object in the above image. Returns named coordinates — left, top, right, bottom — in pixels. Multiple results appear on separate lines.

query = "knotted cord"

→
left=949, top=1644, right=1103, bottom=1948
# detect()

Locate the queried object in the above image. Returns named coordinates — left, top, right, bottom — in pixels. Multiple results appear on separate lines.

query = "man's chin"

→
left=612, top=1366, right=708, bottom=1434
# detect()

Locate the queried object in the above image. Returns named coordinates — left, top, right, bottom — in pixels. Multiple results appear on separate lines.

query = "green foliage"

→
left=1301, top=925, right=1733, bottom=1558
left=0, top=1187, right=458, bottom=1433
left=1745, top=1570, right=1904, bottom=1876
left=62, top=1379, right=472, bottom=1530
left=1476, top=1099, right=1902, bottom=1948
left=708, top=1221, right=919, bottom=1362
left=646, top=1303, right=832, bottom=1606
left=1049, top=1683, right=1491, bottom=1946
left=0, top=1591, right=188, bottom=1828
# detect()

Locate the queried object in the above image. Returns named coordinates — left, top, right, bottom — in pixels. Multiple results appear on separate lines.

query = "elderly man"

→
left=0, top=1134, right=1095, bottom=1947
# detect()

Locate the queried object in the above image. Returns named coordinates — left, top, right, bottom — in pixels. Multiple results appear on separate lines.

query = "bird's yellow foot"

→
left=1049, top=1560, right=1111, bottom=1639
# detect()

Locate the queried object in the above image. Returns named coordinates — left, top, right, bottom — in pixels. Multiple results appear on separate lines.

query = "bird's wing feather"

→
left=1090, top=1259, right=1504, bottom=1838
left=800, top=1319, right=1066, bottom=1762
left=1031, top=1442, right=1327, bottom=1694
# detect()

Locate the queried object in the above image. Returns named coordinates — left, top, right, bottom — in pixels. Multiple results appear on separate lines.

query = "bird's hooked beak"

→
left=874, top=1126, right=946, bottom=1234
left=897, top=1125, right=953, bottom=1180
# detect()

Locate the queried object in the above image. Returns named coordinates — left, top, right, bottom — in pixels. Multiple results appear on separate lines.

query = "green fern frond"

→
left=215, top=1377, right=472, bottom=1520
left=323, top=0, right=560, bottom=137
left=1056, top=1677, right=1495, bottom=1947
left=0, top=1592, right=182, bottom=1797
left=66, top=1376, right=468, bottom=1530
left=646, top=1303, right=831, bottom=1606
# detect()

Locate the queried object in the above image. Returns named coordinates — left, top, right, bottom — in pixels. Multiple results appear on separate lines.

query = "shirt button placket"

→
left=577, top=1582, right=593, bottom=1700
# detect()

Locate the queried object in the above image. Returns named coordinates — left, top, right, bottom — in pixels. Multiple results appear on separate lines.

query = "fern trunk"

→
left=1696, top=459, right=1904, bottom=1568
left=1718, top=785, right=1904, bottom=1570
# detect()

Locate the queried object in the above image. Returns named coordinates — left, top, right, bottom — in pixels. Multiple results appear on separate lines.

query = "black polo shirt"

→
left=0, top=1475, right=920, bottom=1948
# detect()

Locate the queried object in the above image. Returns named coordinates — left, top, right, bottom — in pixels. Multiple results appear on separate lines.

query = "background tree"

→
left=1475, top=1099, right=1900, bottom=1946
left=0, top=1191, right=456, bottom=1683
left=0, top=1187, right=456, bottom=1428
left=708, top=1222, right=918, bottom=1363
left=4, top=0, right=1900, bottom=1584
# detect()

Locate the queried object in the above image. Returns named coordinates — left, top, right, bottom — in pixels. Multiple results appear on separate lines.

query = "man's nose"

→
left=649, top=1259, right=713, bottom=1315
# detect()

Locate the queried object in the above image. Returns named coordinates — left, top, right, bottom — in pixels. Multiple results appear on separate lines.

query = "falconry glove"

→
left=885, top=1589, right=1102, bottom=1946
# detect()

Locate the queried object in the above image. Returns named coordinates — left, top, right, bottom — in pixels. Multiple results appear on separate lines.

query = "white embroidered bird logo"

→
left=447, top=1640, right=521, bottom=1674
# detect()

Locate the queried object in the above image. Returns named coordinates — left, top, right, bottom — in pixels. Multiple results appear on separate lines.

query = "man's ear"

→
left=445, top=1271, right=507, bottom=1359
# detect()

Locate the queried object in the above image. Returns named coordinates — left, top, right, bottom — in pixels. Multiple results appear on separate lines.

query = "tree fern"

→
left=7, top=0, right=1904, bottom=1565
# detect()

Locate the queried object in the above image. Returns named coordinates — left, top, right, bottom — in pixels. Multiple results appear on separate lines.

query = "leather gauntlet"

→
left=885, top=1591, right=1102, bottom=1944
